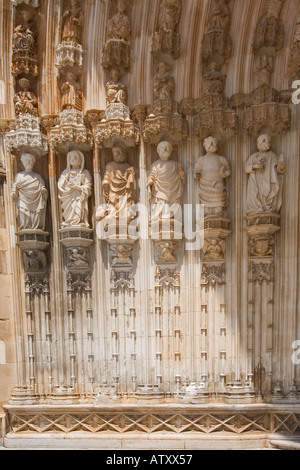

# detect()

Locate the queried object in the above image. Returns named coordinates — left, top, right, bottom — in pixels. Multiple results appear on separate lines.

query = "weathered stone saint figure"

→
left=105, top=67, right=128, bottom=106
left=12, top=153, right=48, bottom=231
left=147, top=141, right=185, bottom=224
left=14, top=78, right=38, bottom=117
left=58, top=150, right=92, bottom=228
left=193, top=136, right=231, bottom=217
left=62, top=0, right=84, bottom=44
left=61, top=72, right=82, bottom=111
left=245, top=134, right=285, bottom=215
left=106, top=0, right=131, bottom=42
left=97, top=144, right=137, bottom=224
left=158, top=0, right=181, bottom=32
left=13, top=9, right=36, bottom=52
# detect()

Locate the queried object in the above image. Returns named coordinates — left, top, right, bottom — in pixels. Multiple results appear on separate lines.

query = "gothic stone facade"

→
left=0, top=0, right=300, bottom=450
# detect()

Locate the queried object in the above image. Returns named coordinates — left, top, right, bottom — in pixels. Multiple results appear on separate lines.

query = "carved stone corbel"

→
left=201, top=218, right=231, bottom=286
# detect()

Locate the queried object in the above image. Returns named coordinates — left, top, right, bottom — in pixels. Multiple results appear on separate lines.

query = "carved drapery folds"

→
left=56, top=0, right=84, bottom=72
left=194, top=136, right=231, bottom=285
left=152, top=0, right=182, bottom=60
left=244, top=134, right=285, bottom=396
left=245, top=134, right=285, bottom=283
left=11, top=152, right=49, bottom=274
left=97, top=144, right=137, bottom=239
left=148, top=140, right=185, bottom=245
left=102, top=0, right=131, bottom=74
left=4, top=0, right=299, bottom=408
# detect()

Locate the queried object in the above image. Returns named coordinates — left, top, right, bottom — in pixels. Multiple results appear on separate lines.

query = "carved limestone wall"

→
left=0, top=0, right=300, bottom=448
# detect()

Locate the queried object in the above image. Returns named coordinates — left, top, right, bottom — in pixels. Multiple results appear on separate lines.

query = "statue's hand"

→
left=277, top=161, right=286, bottom=175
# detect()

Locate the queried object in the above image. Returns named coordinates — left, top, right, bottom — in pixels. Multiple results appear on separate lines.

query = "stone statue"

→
left=58, top=150, right=92, bottom=228
left=193, top=136, right=231, bottom=217
left=154, top=62, right=175, bottom=102
left=13, top=9, right=36, bottom=52
left=105, top=67, right=128, bottom=106
left=147, top=141, right=185, bottom=224
left=68, top=248, right=89, bottom=268
left=62, top=0, right=84, bottom=44
left=257, top=55, right=273, bottom=87
left=61, top=72, right=82, bottom=111
left=202, top=238, right=225, bottom=260
left=202, top=61, right=226, bottom=94
left=245, top=134, right=285, bottom=215
left=13, top=78, right=38, bottom=117
left=208, top=0, right=231, bottom=32
left=98, top=144, right=137, bottom=223
left=11, top=153, right=48, bottom=231
left=294, top=14, right=300, bottom=44
left=156, top=241, right=178, bottom=263
left=265, top=0, right=284, bottom=19
left=106, top=0, right=131, bottom=42
left=158, top=0, right=181, bottom=32
left=23, top=250, right=47, bottom=271
left=110, top=244, right=133, bottom=265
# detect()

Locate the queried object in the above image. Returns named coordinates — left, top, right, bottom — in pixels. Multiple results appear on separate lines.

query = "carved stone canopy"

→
left=49, top=109, right=93, bottom=152
left=5, top=115, right=48, bottom=157
left=11, top=0, right=39, bottom=7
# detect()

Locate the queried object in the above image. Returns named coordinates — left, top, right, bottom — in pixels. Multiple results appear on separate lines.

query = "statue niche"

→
left=12, top=8, right=38, bottom=76
left=62, top=0, right=84, bottom=44
left=105, top=67, right=130, bottom=120
left=56, top=0, right=84, bottom=71
left=58, top=150, right=92, bottom=228
left=147, top=140, right=185, bottom=239
left=60, top=72, right=82, bottom=111
left=193, top=136, right=231, bottom=217
left=193, top=137, right=231, bottom=285
left=245, top=134, right=285, bottom=215
left=152, top=0, right=182, bottom=60
left=13, top=78, right=38, bottom=117
left=12, top=153, right=48, bottom=231
left=96, top=144, right=137, bottom=237
left=102, top=0, right=131, bottom=73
